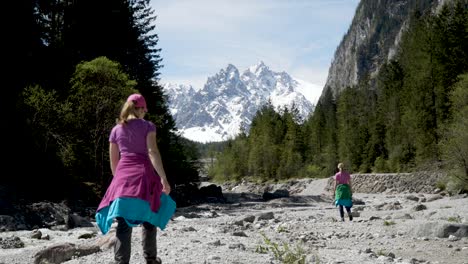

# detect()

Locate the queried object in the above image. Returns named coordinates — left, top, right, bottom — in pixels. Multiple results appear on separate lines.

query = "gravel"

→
left=1, top=178, right=468, bottom=264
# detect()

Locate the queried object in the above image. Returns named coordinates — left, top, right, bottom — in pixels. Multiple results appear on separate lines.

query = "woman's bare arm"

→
left=109, top=143, right=120, bottom=176
left=147, top=131, right=171, bottom=194
left=333, top=178, right=337, bottom=196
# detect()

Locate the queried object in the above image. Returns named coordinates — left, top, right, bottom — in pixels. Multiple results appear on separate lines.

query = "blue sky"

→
left=150, top=0, right=360, bottom=100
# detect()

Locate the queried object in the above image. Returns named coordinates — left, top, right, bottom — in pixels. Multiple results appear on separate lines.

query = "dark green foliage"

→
left=336, top=84, right=376, bottom=172
left=303, top=88, right=338, bottom=176
left=433, top=1, right=468, bottom=89
left=439, top=73, right=468, bottom=193
left=66, top=57, right=138, bottom=186
left=398, top=10, right=441, bottom=164
left=247, top=101, right=284, bottom=181
left=209, top=137, right=249, bottom=183
left=375, top=61, right=411, bottom=171
left=276, top=106, right=304, bottom=180
left=21, top=57, right=137, bottom=198
left=197, top=141, right=229, bottom=159
left=7, top=0, right=198, bottom=206
left=16, top=86, right=70, bottom=201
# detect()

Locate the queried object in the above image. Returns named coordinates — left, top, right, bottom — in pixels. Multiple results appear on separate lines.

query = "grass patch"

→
left=276, top=226, right=288, bottom=233
left=376, top=249, right=387, bottom=256
left=435, top=180, right=446, bottom=191
left=447, top=216, right=461, bottom=223
left=255, top=232, right=308, bottom=264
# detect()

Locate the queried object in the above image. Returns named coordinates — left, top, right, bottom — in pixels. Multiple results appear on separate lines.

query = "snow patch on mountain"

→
left=163, top=61, right=319, bottom=143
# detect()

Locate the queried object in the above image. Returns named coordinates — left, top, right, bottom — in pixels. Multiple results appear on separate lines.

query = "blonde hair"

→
left=117, top=101, right=141, bottom=124
left=337, top=163, right=345, bottom=170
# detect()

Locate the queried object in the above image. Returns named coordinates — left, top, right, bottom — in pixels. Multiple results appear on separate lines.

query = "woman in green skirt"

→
left=333, top=163, right=353, bottom=222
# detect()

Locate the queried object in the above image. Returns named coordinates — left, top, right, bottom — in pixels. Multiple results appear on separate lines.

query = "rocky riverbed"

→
left=1, top=174, right=467, bottom=264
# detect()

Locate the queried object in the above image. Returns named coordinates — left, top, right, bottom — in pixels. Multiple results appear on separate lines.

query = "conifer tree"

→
left=248, top=101, right=283, bottom=181
left=440, top=73, right=468, bottom=192
left=397, top=10, right=440, bottom=166
left=375, top=61, right=406, bottom=171
left=277, top=107, right=303, bottom=179
left=303, top=88, right=338, bottom=176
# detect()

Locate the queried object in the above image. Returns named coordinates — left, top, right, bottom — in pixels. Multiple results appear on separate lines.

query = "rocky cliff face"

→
left=322, top=0, right=438, bottom=98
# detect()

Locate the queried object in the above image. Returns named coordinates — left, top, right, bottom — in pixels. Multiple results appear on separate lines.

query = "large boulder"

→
left=262, top=189, right=289, bottom=201
left=33, top=242, right=100, bottom=264
left=414, top=222, right=468, bottom=238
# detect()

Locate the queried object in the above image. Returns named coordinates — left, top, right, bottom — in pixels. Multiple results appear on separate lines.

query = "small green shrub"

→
left=276, top=226, right=288, bottom=233
left=304, top=164, right=323, bottom=178
left=383, top=220, right=396, bottom=226
left=376, top=249, right=387, bottom=256
left=435, top=180, right=446, bottom=191
left=255, top=232, right=307, bottom=264
left=373, top=156, right=389, bottom=173
left=447, top=216, right=461, bottom=223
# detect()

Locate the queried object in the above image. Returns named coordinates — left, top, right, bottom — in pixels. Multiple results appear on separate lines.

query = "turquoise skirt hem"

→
left=335, top=199, right=353, bottom=207
left=96, top=193, right=176, bottom=235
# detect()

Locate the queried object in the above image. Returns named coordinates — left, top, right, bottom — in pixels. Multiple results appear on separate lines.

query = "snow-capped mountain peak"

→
left=248, top=60, right=269, bottom=76
left=163, top=62, right=318, bottom=143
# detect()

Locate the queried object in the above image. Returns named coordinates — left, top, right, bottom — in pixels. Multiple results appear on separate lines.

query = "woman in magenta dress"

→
left=333, top=162, right=353, bottom=222
left=96, top=93, right=175, bottom=264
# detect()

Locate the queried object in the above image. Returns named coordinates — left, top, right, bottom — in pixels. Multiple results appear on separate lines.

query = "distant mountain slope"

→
left=323, top=0, right=437, bottom=97
left=163, top=61, right=316, bottom=143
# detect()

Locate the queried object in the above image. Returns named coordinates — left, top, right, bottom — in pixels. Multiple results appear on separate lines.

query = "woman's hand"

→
left=162, top=179, right=171, bottom=194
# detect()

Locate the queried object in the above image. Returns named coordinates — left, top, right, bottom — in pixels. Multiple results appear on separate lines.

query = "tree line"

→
left=209, top=0, right=468, bottom=193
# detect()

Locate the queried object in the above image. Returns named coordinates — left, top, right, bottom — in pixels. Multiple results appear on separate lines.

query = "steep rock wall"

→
left=322, top=0, right=438, bottom=98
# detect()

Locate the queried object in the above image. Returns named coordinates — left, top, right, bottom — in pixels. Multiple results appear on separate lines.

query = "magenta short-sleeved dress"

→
left=95, top=119, right=176, bottom=234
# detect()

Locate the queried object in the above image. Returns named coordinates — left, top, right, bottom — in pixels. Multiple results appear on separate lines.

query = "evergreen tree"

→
left=431, top=0, right=468, bottom=129
left=277, top=106, right=304, bottom=179
left=303, top=88, right=338, bottom=176
left=336, top=86, right=370, bottom=172
left=397, top=10, right=440, bottom=166
left=355, top=78, right=384, bottom=172
left=375, top=61, right=407, bottom=171
left=248, top=101, right=283, bottom=181
left=440, top=73, right=468, bottom=192
left=209, top=135, right=249, bottom=183
left=433, top=1, right=468, bottom=90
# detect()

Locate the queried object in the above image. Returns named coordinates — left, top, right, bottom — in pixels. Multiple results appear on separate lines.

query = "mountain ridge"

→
left=163, top=61, right=317, bottom=143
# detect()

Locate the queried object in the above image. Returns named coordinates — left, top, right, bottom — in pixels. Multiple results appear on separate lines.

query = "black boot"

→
left=145, top=257, right=162, bottom=264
